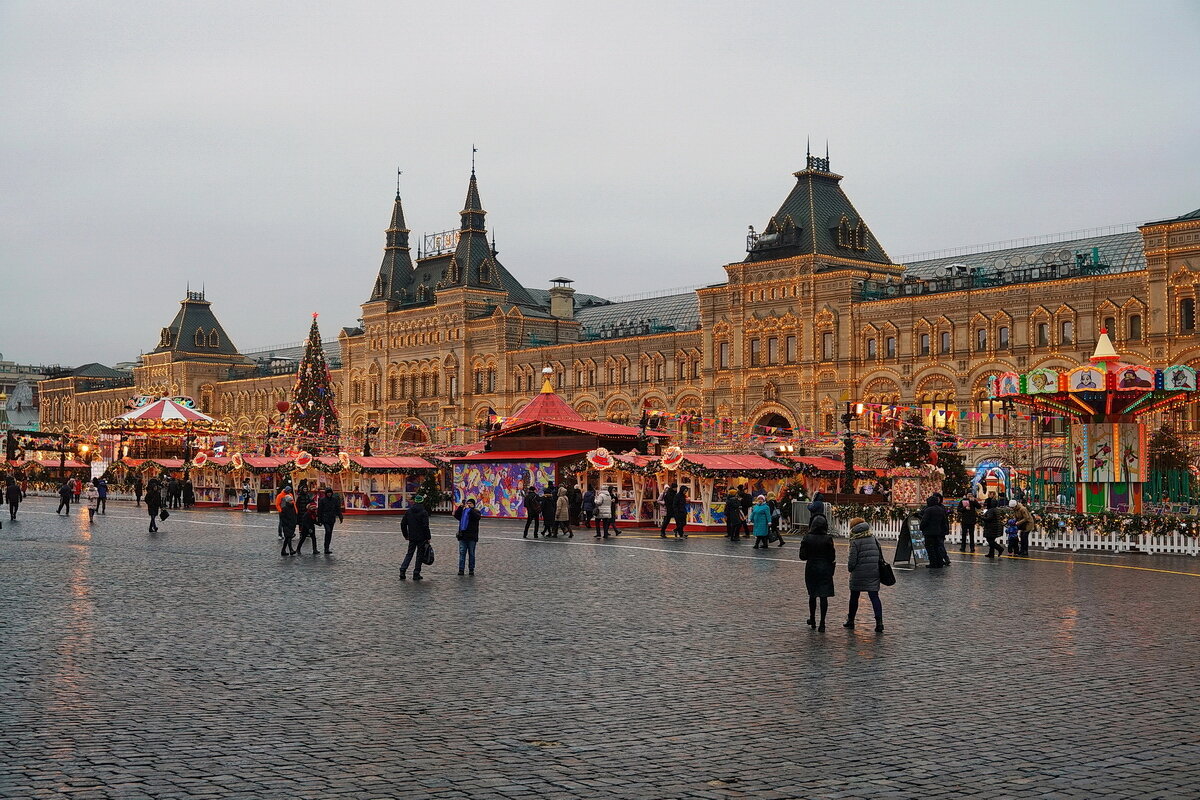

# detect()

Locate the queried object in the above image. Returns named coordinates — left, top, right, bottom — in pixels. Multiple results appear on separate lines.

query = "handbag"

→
left=159, top=509, right=170, bottom=521
left=879, top=559, right=896, bottom=586
left=420, top=541, right=435, bottom=565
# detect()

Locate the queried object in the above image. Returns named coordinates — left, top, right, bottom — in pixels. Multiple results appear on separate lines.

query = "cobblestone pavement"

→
left=2, top=498, right=1199, bottom=799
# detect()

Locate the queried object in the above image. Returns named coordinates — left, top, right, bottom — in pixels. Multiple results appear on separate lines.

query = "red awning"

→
left=791, top=456, right=846, bottom=472
left=144, top=458, right=185, bottom=468
left=452, top=449, right=587, bottom=463
left=242, top=456, right=292, bottom=468
left=679, top=454, right=793, bottom=473
left=350, top=456, right=437, bottom=470
left=29, top=459, right=89, bottom=469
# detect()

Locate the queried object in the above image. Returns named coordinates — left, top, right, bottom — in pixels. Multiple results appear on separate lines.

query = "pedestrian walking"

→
left=768, top=496, right=785, bottom=547
left=958, top=496, right=979, bottom=552
left=724, top=490, right=744, bottom=541
left=981, top=494, right=1005, bottom=558
left=295, top=493, right=320, bottom=555
left=522, top=484, right=541, bottom=538
left=595, top=485, right=615, bottom=538
left=145, top=477, right=163, bottom=533
left=554, top=485, right=572, bottom=537
left=920, top=494, right=951, bottom=569
left=844, top=517, right=885, bottom=632
left=5, top=477, right=20, bottom=521
left=71, top=477, right=81, bottom=503
left=279, top=490, right=298, bottom=556
left=659, top=482, right=678, bottom=538
left=750, top=494, right=772, bottom=549
left=569, top=483, right=583, bottom=527
left=540, top=486, right=558, bottom=538
left=275, top=483, right=291, bottom=539
left=56, top=479, right=73, bottom=515
left=582, top=485, right=596, bottom=532
left=453, top=497, right=481, bottom=575
left=399, top=493, right=431, bottom=580
left=1013, top=499, right=1036, bottom=556
left=182, top=477, right=195, bottom=509
left=798, top=513, right=836, bottom=631
left=318, top=487, right=344, bottom=553
left=95, top=477, right=108, bottom=514
left=83, top=480, right=99, bottom=521
left=738, top=485, right=752, bottom=538
left=240, top=478, right=253, bottom=511
left=671, top=486, right=689, bottom=538
left=133, top=476, right=144, bottom=507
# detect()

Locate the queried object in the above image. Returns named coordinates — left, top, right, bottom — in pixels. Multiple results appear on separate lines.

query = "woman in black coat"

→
left=798, top=514, right=836, bottom=631
left=145, top=478, right=162, bottom=533
left=981, top=494, right=1005, bottom=558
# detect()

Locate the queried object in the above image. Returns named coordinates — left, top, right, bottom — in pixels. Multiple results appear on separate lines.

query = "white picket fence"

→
left=828, top=516, right=1200, bottom=557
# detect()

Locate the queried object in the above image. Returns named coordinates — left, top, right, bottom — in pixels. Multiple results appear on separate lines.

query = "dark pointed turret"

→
left=745, top=154, right=892, bottom=266
left=152, top=290, right=243, bottom=358
left=367, top=183, right=414, bottom=303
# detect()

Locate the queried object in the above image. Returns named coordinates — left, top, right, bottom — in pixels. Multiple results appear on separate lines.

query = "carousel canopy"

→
left=102, top=398, right=230, bottom=432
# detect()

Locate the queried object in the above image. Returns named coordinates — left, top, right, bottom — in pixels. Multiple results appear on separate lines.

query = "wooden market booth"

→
left=575, top=452, right=795, bottom=530
left=449, top=376, right=663, bottom=519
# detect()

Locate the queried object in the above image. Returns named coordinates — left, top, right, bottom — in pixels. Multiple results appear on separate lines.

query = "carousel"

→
left=100, top=396, right=231, bottom=504
left=990, top=330, right=1200, bottom=513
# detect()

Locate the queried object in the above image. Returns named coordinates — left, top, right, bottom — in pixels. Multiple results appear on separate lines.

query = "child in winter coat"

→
left=1005, top=518, right=1021, bottom=555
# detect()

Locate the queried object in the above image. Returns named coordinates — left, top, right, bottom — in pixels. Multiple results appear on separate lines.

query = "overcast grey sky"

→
left=2, top=1, right=1198, bottom=367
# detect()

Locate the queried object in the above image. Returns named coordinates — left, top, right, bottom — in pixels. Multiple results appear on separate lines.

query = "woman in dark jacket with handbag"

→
left=845, top=517, right=884, bottom=632
left=145, top=478, right=163, bottom=533
left=798, top=513, right=836, bottom=631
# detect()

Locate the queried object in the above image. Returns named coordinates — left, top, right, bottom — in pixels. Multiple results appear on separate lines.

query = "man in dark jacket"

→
left=659, top=482, right=677, bottom=538
left=671, top=486, right=689, bottom=538
left=453, top=497, right=481, bottom=575
left=981, top=496, right=1005, bottom=558
left=919, top=494, right=951, bottom=568
left=400, top=494, right=432, bottom=580
left=523, top=485, right=541, bottom=538
left=317, top=487, right=344, bottom=554
left=958, top=496, right=980, bottom=552
left=57, top=480, right=73, bottom=514
left=540, top=486, right=558, bottom=537
left=738, top=485, right=752, bottom=537
left=133, top=476, right=144, bottom=506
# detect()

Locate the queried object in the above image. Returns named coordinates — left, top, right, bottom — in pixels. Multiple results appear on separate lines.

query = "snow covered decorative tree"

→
left=886, top=412, right=932, bottom=467
left=286, top=314, right=340, bottom=453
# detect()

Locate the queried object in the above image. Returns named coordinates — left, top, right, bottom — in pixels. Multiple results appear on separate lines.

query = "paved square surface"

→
left=3, top=498, right=1200, bottom=799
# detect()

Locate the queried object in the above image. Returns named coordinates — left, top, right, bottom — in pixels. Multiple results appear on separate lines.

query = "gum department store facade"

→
left=39, top=156, right=1200, bottom=468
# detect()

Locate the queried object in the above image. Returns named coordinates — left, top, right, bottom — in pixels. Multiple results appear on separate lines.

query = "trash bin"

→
left=256, top=490, right=272, bottom=513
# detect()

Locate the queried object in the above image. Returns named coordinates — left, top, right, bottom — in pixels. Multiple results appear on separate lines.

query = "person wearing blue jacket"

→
left=749, top=494, right=773, bottom=549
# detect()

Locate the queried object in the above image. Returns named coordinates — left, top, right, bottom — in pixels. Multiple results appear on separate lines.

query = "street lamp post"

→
left=59, top=427, right=70, bottom=481
left=841, top=402, right=862, bottom=495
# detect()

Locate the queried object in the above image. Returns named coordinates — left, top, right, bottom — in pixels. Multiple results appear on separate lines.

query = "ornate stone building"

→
left=39, top=158, right=1200, bottom=467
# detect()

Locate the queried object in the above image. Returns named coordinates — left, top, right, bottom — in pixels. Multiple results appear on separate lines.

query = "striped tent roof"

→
left=102, top=398, right=229, bottom=432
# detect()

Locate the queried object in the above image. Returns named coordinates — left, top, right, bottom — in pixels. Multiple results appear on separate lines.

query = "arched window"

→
left=999, top=326, right=1010, bottom=349
left=1182, top=298, right=1196, bottom=333
left=1129, top=314, right=1142, bottom=340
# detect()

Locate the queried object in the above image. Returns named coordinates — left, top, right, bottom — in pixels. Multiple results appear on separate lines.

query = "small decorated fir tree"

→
left=934, top=428, right=970, bottom=497
left=286, top=314, right=340, bottom=453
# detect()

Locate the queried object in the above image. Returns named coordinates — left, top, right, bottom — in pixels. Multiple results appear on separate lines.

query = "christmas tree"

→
left=886, top=412, right=932, bottom=467
left=1148, top=425, right=1188, bottom=472
left=286, top=314, right=340, bottom=453
left=933, top=428, right=970, bottom=497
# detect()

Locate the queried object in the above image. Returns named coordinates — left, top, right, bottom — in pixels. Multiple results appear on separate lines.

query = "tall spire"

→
left=460, top=167, right=486, bottom=234
left=368, top=174, right=414, bottom=303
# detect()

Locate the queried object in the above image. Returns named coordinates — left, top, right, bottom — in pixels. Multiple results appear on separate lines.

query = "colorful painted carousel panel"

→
left=1066, top=366, right=1105, bottom=392
left=1163, top=365, right=1197, bottom=391
left=1069, top=423, right=1145, bottom=483
left=1114, top=365, right=1154, bottom=391
left=1025, top=368, right=1059, bottom=394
